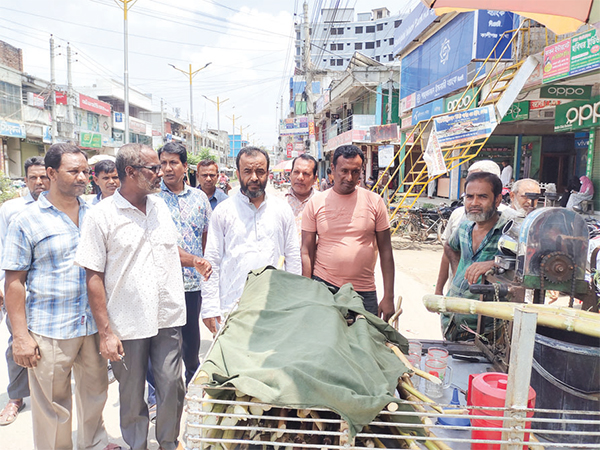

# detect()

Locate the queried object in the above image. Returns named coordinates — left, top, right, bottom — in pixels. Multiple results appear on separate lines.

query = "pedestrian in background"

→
left=0, top=157, right=49, bottom=427
left=75, top=143, right=211, bottom=450
left=197, top=159, right=228, bottom=210
left=286, top=154, right=318, bottom=243
left=3, top=144, right=117, bottom=450
left=90, top=159, right=119, bottom=205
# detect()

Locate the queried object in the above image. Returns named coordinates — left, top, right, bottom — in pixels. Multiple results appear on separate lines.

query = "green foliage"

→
left=187, top=147, right=216, bottom=166
left=0, top=172, right=17, bottom=205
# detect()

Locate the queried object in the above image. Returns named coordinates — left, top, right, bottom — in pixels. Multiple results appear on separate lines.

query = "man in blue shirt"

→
left=2, top=144, right=116, bottom=450
left=158, top=143, right=212, bottom=384
left=197, top=159, right=228, bottom=210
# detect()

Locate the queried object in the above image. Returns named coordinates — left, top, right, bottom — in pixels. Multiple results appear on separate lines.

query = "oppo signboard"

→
left=555, top=96, right=600, bottom=132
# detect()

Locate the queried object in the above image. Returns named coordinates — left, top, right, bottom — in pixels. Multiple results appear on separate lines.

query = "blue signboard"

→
left=474, top=11, right=514, bottom=60
left=393, top=2, right=437, bottom=56
left=412, top=98, right=444, bottom=124
left=0, top=120, right=27, bottom=139
left=400, top=13, right=475, bottom=99
left=415, top=66, right=469, bottom=107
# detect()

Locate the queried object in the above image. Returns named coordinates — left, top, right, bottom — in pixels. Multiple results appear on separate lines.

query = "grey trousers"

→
left=112, top=327, right=185, bottom=450
left=5, top=315, right=30, bottom=399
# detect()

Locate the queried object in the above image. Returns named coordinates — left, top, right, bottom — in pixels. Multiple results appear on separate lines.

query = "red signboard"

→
left=79, top=93, right=111, bottom=116
left=55, top=91, right=67, bottom=105
left=286, top=142, right=293, bottom=158
left=529, top=100, right=561, bottom=110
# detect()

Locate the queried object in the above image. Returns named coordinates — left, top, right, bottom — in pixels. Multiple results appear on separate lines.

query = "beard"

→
left=240, top=178, right=267, bottom=199
left=466, top=204, right=497, bottom=222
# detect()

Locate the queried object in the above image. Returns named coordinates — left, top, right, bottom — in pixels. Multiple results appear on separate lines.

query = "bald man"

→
left=510, top=178, right=541, bottom=216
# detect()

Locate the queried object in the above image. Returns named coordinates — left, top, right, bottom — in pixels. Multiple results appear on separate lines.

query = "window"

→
left=330, top=59, right=336, bottom=66
left=365, top=41, right=375, bottom=49
left=337, top=27, right=344, bottom=34
left=336, top=59, right=343, bottom=66
left=376, top=40, right=381, bottom=47
left=330, top=43, right=337, bottom=51
left=0, top=81, right=21, bottom=118
left=337, top=43, right=344, bottom=50
left=296, top=32, right=301, bottom=40
left=389, top=54, right=394, bottom=60
left=355, top=42, right=363, bottom=50
left=366, top=25, right=375, bottom=33
left=394, top=20, right=402, bottom=28
left=355, top=26, right=363, bottom=34
left=331, top=28, right=337, bottom=35
left=377, top=24, right=383, bottom=31
left=389, top=38, right=394, bottom=45
left=375, top=56, right=380, bottom=62
left=296, top=47, right=301, bottom=55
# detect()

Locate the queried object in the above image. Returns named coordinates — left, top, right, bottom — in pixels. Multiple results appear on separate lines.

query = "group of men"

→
left=0, top=142, right=396, bottom=450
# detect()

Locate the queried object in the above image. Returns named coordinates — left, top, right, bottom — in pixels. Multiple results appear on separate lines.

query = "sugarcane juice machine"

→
left=471, top=206, right=592, bottom=369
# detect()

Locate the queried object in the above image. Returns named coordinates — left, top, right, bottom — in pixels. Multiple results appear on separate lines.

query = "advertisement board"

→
left=393, top=2, right=437, bottom=56
left=55, top=91, right=67, bottom=105
left=79, top=94, right=111, bottom=116
left=474, top=10, right=514, bottom=60
left=433, top=105, right=498, bottom=147
left=501, top=101, right=529, bottom=122
left=529, top=100, right=561, bottom=110
left=80, top=131, right=102, bottom=149
left=543, top=29, right=600, bottom=83
left=0, top=120, right=26, bottom=138
left=554, top=96, right=600, bottom=132
left=280, top=116, right=309, bottom=136
left=444, top=87, right=479, bottom=113
left=540, top=85, right=592, bottom=100
left=412, top=98, right=444, bottom=124
left=27, top=92, right=45, bottom=109
left=423, top=130, right=447, bottom=177
left=370, top=124, right=399, bottom=143
left=378, top=145, right=395, bottom=168
left=415, top=66, right=468, bottom=107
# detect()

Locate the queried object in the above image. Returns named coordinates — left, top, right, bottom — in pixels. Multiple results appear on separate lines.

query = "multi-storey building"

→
left=294, top=7, right=404, bottom=71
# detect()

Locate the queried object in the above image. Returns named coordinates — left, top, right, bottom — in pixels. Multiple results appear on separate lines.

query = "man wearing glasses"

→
left=2, top=144, right=118, bottom=449
left=196, top=159, right=228, bottom=210
left=75, top=143, right=211, bottom=450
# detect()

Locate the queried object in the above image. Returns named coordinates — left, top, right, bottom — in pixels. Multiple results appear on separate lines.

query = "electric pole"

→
left=160, top=98, right=165, bottom=142
left=50, top=35, right=57, bottom=144
left=170, top=62, right=212, bottom=154
left=67, top=43, right=75, bottom=139
left=203, top=95, right=229, bottom=163
left=226, top=114, right=241, bottom=163
left=303, top=1, right=316, bottom=157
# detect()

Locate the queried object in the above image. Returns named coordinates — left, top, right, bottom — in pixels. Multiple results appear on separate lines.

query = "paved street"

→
left=0, top=184, right=444, bottom=449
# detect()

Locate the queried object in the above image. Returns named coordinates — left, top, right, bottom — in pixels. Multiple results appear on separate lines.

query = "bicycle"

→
left=391, top=206, right=450, bottom=249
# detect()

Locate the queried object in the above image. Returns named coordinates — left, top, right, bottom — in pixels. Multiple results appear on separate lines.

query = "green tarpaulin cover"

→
left=200, top=267, right=419, bottom=437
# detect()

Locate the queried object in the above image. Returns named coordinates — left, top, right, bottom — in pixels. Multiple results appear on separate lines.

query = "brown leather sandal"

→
left=0, top=400, right=25, bottom=426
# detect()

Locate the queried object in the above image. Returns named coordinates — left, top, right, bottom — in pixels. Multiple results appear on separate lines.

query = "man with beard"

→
left=509, top=178, right=541, bottom=216
left=202, top=147, right=301, bottom=332
left=0, top=157, right=49, bottom=426
left=75, top=144, right=211, bottom=450
left=442, top=171, right=506, bottom=341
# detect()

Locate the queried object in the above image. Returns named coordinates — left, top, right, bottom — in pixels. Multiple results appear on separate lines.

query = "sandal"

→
left=0, top=400, right=25, bottom=426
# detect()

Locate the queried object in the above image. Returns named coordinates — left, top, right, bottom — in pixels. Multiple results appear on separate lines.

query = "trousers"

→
left=312, top=276, right=379, bottom=316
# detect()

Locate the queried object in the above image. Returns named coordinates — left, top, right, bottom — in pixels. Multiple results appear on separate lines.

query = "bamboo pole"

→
left=423, top=295, right=600, bottom=338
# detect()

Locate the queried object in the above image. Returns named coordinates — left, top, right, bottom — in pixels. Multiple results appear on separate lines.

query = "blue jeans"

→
left=312, top=276, right=379, bottom=316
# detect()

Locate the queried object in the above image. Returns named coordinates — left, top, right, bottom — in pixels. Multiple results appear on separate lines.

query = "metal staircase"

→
left=372, top=20, right=540, bottom=233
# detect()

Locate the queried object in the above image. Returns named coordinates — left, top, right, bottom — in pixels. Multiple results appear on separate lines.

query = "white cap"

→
left=468, top=160, right=501, bottom=177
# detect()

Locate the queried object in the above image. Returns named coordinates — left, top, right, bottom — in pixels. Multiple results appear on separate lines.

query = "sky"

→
left=0, top=0, right=417, bottom=150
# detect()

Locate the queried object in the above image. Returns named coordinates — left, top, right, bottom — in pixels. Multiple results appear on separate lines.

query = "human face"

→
left=159, top=151, right=187, bottom=191
left=510, top=181, right=540, bottom=215
left=290, top=158, right=316, bottom=198
left=133, top=149, right=163, bottom=194
left=197, top=164, right=219, bottom=193
left=464, top=179, right=501, bottom=223
left=25, top=165, right=49, bottom=200
left=237, top=153, right=268, bottom=199
left=332, top=155, right=362, bottom=195
left=93, top=169, right=120, bottom=198
left=48, top=153, right=90, bottom=198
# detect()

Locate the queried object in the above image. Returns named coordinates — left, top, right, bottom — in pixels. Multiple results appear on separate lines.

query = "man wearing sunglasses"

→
left=75, top=143, right=212, bottom=450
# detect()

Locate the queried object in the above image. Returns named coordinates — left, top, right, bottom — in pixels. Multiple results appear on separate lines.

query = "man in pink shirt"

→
left=301, top=145, right=395, bottom=320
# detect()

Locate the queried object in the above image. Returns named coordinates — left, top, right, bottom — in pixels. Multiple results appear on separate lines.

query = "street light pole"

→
left=203, top=95, right=229, bottom=163
left=114, top=0, right=137, bottom=145
left=169, top=62, right=212, bottom=153
left=226, top=114, right=242, bottom=165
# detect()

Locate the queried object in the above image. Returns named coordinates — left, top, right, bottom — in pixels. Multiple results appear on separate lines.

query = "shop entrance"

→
left=540, top=153, right=571, bottom=192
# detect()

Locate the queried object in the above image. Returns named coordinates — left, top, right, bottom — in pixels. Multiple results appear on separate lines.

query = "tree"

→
left=188, top=147, right=216, bottom=166
left=0, top=172, right=17, bottom=205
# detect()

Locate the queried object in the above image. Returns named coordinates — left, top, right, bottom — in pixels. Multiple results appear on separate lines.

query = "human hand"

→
left=202, top=316, right=221, bottom=335
left=378, top=295, right=395, bottom=322
left=99, top=332, right=124, bottom=362
left=194, top=257, right=212, bottom=280
left=13, top=332, right=41, bottom=368
left=464, top=261, right=495, bottom=285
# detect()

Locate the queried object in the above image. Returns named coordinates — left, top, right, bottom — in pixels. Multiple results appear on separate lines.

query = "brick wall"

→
left=0, top=40, right=23, bottom=72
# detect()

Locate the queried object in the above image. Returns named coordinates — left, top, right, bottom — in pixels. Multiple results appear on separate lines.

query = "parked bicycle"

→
left=390, top=205, right=453, bottom=249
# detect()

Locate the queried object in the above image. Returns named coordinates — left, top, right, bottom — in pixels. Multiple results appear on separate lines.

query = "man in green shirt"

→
left=443, top=171, right=507, bottom=341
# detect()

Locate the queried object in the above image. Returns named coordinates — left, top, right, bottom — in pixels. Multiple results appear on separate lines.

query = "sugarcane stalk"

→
left=528, top=433, right=545, bottom=450
left=386, top=342, right=442, bottom=385
left=424, top=440, right=441, bottom=450
left=276, top=408, right=289, bottom=438
left=387, top=401, right=399, bottom=412
left=405, top=439, right=421, bottom=449
left=423, top=295, right=600, bottom=338
left=388, top=295, right=404, bottom=328
left=194, top=370, right=210, bottom=385
left=310, top=410, right=325, bottom=431
left=297, top=408, right=311, bottom=418
left=399, top=381, right=444, bottom=415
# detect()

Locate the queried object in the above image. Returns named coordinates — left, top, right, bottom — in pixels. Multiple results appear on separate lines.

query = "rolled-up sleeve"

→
left=1, top=220, right=33, bottom=272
